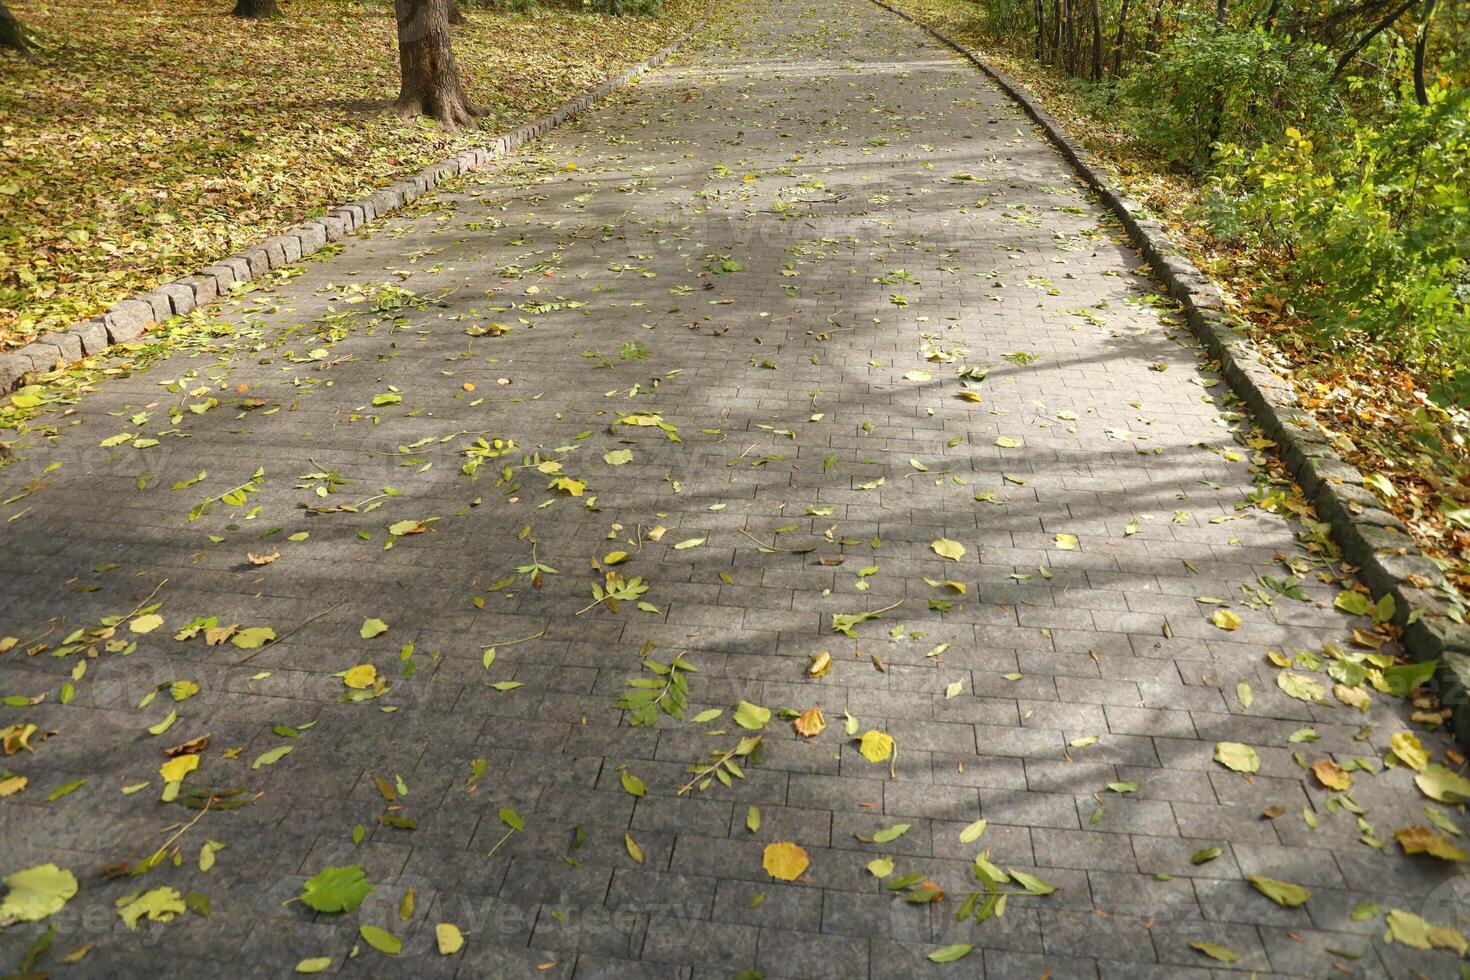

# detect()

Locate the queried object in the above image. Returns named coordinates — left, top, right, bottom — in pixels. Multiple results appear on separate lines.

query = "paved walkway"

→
left=1, top=0, right=1465, bottom=976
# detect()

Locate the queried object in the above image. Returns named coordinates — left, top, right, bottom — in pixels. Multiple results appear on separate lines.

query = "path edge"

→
left=867, top=0, right=1470, bottom=735
left=0, top=12, right=710, bottom=394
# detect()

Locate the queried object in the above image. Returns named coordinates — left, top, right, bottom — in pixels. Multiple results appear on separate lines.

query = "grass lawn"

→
left=0, top=0, right=705, bottom=346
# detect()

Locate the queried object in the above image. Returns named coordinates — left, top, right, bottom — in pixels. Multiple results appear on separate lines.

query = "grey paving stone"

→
left=0, top=2, right=1460, bottom=976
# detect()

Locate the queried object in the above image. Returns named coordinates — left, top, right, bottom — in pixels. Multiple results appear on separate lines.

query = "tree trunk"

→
left=0, top=0, right=33, bottom=53
left=1052, top=0, right=1063, bottom=63
left=1413, top=0, right=1436, bottom=105
left=1113, top=0, right=1131, bottom=74
left=1215, top=0, right=1227, bottom=25
left=1066, top=0, right=1078, bottom=73
left=1145, top=0, right=1168, bottom=52
left=448, top=0, right=466, bottom=25
left=1034, top=0, right=1046, bottom=60
left=232, top=0, right=282, bottom=18
left=394, top=0, right=480, bottom=128
left=1089, top=0, right=1103, bottom=80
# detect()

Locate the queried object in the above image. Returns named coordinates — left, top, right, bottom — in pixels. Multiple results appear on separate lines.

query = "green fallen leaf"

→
left=927, top=943, right=973, bottom=963
left=359, top=924, right=401, bottom=955
left=300, top=865, right=372, bottom=914
left=1189, top=941, right=1239, bottom=963
left=0, top=864, right=78, bottom=922
left=1249, top=875, right=1311, bottom=907
left=251, top=745, right=294, bottom=770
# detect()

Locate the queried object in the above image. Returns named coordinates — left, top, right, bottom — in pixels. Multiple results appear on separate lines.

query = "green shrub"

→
left=1207, top=83, right=1470, bottom=401
left=1123, top=22, right=1339, bottom=170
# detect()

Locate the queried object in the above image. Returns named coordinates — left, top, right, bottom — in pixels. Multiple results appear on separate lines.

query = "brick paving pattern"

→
left=0, top=0, right=1465, bottom=976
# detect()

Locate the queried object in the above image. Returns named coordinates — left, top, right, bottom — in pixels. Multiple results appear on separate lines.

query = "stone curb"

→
left=0, top=12, right=710, bottom=397
left=868, top=0, right=1470, bottom=738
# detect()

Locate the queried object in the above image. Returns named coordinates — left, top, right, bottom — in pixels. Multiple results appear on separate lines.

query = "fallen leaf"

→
left=1214, top=741, right=1260, bottom=774
left=0, top=864, right=78, bottom=922
left=1189, top=941, right=1239, bottom=963
left=762, top=841, right=809, bottom=881
left=1249, top=875, right=1311, bottom=907
left=343, top=664, right=378, bottom=690
left=435, top=923, right=465, bottom=956
left=794, top=707, right=826, bottom=737
left=859, top=729, right=894, bottom=763
left=1395, top=826, right=1468, bottom=861
left=300, top=865, right=372, bottom=913
left=1391, top=731, right=1429, bottom=772
left=927, top=944, right=973, bottom=963
left=930, top=538, right=966, bottom=561
left=1311, top=759, right=1352, bottom=791
left=359, top=924, right=401, bottom=955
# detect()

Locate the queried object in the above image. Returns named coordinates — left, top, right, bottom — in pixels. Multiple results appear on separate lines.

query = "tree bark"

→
left=1, top=0, right=33, bottom=53
left=1052, top=0, right=1063, bottom=63
left=1089, top=0, right=1103, bottom=79
left=1113, top=0, right=1131, bottom=74
left=1215, top=0, right=1227, bottom=25
left=394, top=0, right=480, bottom=128
left=1413, top=0, right=1436, bottom=105
left=1145, top=0, right=1168, bottom=52
left=1034, top=0, right=1046, bottom=60
left=1062, top=0, right=1074, bottom=72
left=232, top=0, right=283, bottom=18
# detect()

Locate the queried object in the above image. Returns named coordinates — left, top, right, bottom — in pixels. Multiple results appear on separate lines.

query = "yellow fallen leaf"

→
left=130, top=614, right=163, bottom=634
left=808, top=651, right=832, bottom=677
left=435, top=922, right=465, bottom=955
left=762, top=841, right=810, bottom=881
left=1054, top=533, right=1078, bottom=550
left=552, top=476, right=585, bottom=497
left=1391, top=731, right=1429, bottom=772
left=159, top=755, right=199, bottom=783
left=1211, top=609, right=1241, bottom=631
left=859, top=729, right=894, bottom=763
left=931, top=538, right=966, bottom=561
left=343, top=665, right=378, bottom=690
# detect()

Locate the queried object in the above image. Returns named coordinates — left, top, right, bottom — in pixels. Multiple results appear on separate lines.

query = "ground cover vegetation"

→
left=0, top=0, right=700, bottom=346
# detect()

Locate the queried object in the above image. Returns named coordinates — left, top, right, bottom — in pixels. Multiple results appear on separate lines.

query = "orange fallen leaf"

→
left=163, top=735, right=209, bottom=757
left=794, top=707, right=826, bottom=738
left=1395, top=826, right=1468, bottom=861
left=1311, top=759, right=1352, bottom=791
